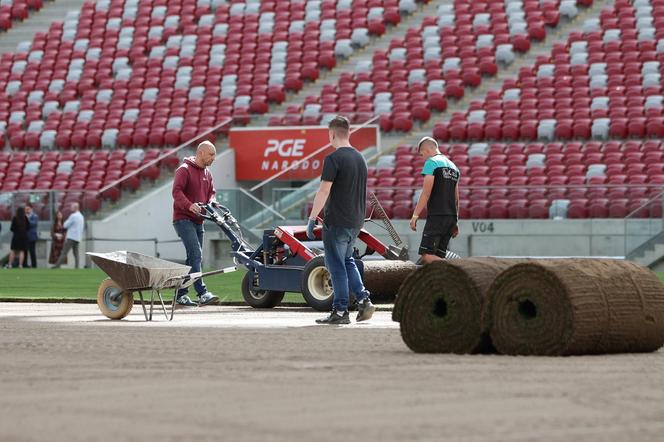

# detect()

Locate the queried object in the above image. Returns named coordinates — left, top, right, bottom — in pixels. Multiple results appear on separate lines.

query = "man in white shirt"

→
left=53, top=202, right=85, bottom=269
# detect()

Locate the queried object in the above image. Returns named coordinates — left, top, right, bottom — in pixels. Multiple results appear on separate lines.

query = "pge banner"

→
left=230, top=125, right=380, bottom=181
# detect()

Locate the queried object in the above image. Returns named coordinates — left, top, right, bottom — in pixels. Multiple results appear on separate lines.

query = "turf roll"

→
left=362, top=260, right=417, bottom=300
left=487, top=259, right=664, bottom=356
left=398, top=258, right=517, bottom=354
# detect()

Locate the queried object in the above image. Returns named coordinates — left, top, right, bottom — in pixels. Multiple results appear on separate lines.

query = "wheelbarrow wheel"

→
left=241, top=272, right=285, bottom=308
left=97, top=278, right=134, bottom=320
left=302, top=256, right=334, bottom=311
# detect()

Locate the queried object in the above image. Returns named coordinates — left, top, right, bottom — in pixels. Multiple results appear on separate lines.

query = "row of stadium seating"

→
left=364, top=140, right=664, bottom=219
left=433, top=0, right=664, bottom=141
left=367, top=194, right=662, bottom=219
left=0, top=148, right=179, bottom=212
left=303, top=188, right=662, bottom=219
left=0, top=0, right=44, bottom=31
left=0, top=0, right=421, bottom=150
left=270, top=0, right=592, bottom=130
left=6, top=136, right=662, bottom=220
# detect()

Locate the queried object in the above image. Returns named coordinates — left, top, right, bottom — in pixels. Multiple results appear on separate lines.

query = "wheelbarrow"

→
left=88, top=250, right=236, bottom=321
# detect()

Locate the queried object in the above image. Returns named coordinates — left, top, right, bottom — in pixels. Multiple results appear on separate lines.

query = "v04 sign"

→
left=471, top=222, right=495, bottom=233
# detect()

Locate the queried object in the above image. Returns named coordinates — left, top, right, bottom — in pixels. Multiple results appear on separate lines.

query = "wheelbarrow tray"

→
left=87, top=251, right=191, bottom=291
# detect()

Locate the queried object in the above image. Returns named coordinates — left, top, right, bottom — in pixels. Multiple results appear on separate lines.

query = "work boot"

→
left=356, top=298, right=376, bottom=322
left=316, top=310, right=350, bottom=325
left=198, top=292, right=219, bottom=306
left=176, top=295, right=197, bottom=307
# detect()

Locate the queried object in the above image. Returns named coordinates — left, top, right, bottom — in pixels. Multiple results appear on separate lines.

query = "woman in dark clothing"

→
left=9, top=206, right=28, bottom=268
left=49, top=210, right=67, bottom=265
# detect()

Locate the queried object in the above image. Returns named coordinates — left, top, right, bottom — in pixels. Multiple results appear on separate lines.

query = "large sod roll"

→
left=487, top=259, right=664, bottom=356
left=398, top=258, right=518, bottom=354
left=362, top=260, right=417, bottom=300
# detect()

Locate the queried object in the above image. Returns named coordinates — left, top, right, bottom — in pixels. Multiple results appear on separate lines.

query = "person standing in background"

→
left=49, top=210, right=67, bottom=266
left=25, top=203, right=39, bottom=268
left=53, top=202, right=85, bottom=269
left=8, top=207, right=29, bottom=268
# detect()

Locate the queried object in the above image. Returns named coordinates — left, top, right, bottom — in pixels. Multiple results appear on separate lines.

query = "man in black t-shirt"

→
left=410, top=137, right=460, bottom=264
left=306, top=116, right=376, bottom=325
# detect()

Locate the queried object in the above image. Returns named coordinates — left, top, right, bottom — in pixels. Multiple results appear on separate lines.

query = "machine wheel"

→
left=302, top=256, right=334, bottom=311
left=241, top=272, right=285, bottom=308
left=96, top=278, right=134, bottom=320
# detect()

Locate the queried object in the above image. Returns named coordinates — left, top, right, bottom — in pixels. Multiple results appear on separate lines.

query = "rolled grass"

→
left=397, top=258, right=518, bottom=354
left=487, top=260, right=664, bottom=355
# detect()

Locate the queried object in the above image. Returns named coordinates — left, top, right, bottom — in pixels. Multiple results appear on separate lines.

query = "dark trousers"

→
left=26, top=241, right=37, bottom=268
left=54, top=239, right=80, bottom=268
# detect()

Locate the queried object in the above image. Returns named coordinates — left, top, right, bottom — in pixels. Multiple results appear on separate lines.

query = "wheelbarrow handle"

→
left=200, top=266, right=237, bottom=278
left=163, top=266, right=237, bottom=290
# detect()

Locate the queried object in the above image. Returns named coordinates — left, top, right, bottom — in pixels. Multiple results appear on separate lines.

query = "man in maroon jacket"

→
left=172, top=140, right=220, bottom=306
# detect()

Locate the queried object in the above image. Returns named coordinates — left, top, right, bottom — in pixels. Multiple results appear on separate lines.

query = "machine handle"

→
left=197, top=202, right=233, bottom=221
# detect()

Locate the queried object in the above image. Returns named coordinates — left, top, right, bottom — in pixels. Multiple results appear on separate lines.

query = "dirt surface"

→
left=1, top=303, right=663, bottom=442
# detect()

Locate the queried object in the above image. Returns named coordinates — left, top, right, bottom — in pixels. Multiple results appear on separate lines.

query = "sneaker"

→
left=198, top=292, right=219, bottom=306
left=356, top=298, right=376, bottom=322
left=176, top=295, right=198, bottom=307
left=315, top=310, right=351, bottom=325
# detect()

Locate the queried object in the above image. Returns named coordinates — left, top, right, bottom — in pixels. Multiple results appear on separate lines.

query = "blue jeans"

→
left=322, top=224, right=370, bottom=312
left=173, top=219, right=207, bottom=298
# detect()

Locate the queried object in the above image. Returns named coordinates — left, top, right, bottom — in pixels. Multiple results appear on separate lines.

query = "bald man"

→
left=53, top=202, right=85, bottom=268
left=172, top=141, right=220, bottom=306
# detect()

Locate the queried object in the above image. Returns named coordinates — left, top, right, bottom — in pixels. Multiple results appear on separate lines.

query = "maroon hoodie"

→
left=172, top=157, right=216, bottom=224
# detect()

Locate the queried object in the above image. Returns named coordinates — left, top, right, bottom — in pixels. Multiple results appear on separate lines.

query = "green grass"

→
left=0, top=268, right=305, bottom=303
left=2, top=269, right=664, bottom=302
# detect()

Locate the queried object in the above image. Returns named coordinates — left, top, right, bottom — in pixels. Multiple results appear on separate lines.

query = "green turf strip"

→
left=1, top=268, right=663, bottom=303
left=0, top=268, right=305, bottom=303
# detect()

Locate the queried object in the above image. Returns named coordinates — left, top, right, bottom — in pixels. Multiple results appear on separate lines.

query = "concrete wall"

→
left=0, top=221, right=10, bottom=261
left=362, top=219, right=660, bottom=261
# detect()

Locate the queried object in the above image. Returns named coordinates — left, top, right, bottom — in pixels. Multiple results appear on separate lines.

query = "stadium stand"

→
left=1, top=0, right=663, bottom=225
left=0, top=0, right=46, bottom=32
left=0, top=0, right=417, bottom=152
left=432, top=0, right=664, bottom=141
left=274, top=0, right=585, bottom=130
left=0, top=147, right=179, bottom=217
left=368, top=140, right=664, bottom=219
left=347, top=0, right=662, bottom=221
left=0, top=0, right=425, bottom=218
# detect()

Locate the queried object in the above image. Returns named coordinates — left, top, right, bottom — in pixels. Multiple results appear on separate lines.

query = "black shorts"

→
left=418, top=215, right=457, bottom=258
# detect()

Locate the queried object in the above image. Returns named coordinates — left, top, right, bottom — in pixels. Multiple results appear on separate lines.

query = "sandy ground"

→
left=1, top=303, right=663, bottom=442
